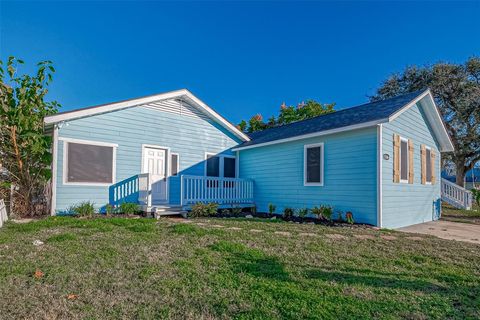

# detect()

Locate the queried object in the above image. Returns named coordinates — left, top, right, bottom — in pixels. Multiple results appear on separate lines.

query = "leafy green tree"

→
left=0, top=57, right=59, bottom=216
left=371, top=57, right=480, bottom=187
left=240, top=100, right=335, bottom=133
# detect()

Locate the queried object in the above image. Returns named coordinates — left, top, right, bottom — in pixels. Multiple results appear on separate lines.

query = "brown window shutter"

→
left=420, top=145, right=426, bottom=184
left=408, top=139, right=414, bottom=184
left=393, top=134, right=400, bottom=183
left=431, top=149, right=436, bottom=184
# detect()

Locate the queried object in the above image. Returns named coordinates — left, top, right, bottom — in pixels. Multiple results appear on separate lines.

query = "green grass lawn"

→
left=442, top=203, right=480, bottom=225
left=0, top=217, right=479, bottom=319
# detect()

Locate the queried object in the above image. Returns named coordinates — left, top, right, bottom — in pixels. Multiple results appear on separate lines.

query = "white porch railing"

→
left=181, top=175, right=254, bottom=206
left=138, top=173, right=151, bottom=207
left=441, top=178, right=473, bottom=210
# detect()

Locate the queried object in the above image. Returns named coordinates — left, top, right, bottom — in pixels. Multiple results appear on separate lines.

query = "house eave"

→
left=232, top=119, right=388, bottom=151
left=43, top=89, right=250, bottom=142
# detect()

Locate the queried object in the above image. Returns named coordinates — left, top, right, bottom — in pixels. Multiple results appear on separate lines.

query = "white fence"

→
left=181, top=175, right=254, bottom=206
left=0, top=199, right=8, bottom=228
left=441, top=178, right=473, bottom=210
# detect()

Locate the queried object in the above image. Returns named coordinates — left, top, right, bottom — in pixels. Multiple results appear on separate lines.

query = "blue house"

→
left=44, top=89, right=454, bottom=228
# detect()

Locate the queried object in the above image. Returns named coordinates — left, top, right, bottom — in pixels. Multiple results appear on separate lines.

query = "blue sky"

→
left=1, top=1, right=479, bottom=123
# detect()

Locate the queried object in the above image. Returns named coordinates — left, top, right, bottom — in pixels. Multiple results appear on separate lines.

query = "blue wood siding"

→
left=381, top=103, right=441, bottom=228
left=239, top=127, right=378, bottom=225
left=54, top=104, right=240, bottom=213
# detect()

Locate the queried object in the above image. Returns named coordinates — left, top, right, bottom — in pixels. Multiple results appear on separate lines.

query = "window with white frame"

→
left=205, top=154, right=236, bottom=178
left=171, top=153, right=179, bottom=176
left=206, top=154, right=220, bottom=177
left=64, top=140, right=116, bottom=185
left=304, top=143, right=324, bottom=186
left=425, top=146, right=432, bottom=184
left=400, top=137, right=409, bottom=183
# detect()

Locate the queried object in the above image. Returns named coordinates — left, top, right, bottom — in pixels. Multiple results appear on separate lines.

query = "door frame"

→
left=141, top=144, right=171, bottom=204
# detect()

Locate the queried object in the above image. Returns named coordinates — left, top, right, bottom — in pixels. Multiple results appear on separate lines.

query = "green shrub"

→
left=283, top=207, right=294, bottom=219
left=71, top=201, right=95, bottom=217
left=190, top=202, right=218, bottom=217
left=345, top=211, right=354, bottom=224
left=297, top=208, right=308, bottom=218
left=321, top=205, right=333, bottom=221
left=221, top=208, right=231, bottom=215
left=311, top=206, right=322, bottom=218
left=311, top=205, right=333, bottom=221
left=268, top=203, right=276, bottom=214
left=232, top=205, right=242, bottom=215
left=471, top=189, right=480, bottom=207
left=119, top=202, right=139, bottom=215
left=105, top=203, right=114, bottom=215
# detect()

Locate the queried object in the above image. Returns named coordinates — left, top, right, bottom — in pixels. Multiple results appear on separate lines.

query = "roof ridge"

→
left=247, top=89, right=426, bottom=137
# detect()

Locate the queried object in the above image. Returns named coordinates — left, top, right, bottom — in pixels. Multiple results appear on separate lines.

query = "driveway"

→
left=398, top=220, right=480, bottom=244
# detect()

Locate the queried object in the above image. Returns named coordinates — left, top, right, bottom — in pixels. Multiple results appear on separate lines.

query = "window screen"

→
left=171, top=154, right=179, bottom=176
left=400, top=140, right=408, bottom=181
left=206, top=155, right=220, bottom=177
left=306, top=146, right=322, bottom=183
left=426, top=148, right=432, bottom=182
left=224, top=158, right=236, bottom=178
left=67, top=142, right=114, bottom=183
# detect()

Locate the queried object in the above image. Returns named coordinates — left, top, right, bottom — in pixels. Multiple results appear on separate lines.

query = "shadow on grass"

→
left=209, top=240, right=290, bottom=281
left=305, top=268, right=447, bottom=293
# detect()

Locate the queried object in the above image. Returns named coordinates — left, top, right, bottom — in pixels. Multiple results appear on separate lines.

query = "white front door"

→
left=142, top=147, right=168, bottom=203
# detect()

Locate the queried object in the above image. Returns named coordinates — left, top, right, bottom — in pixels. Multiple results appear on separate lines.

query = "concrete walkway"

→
left=398, top=220, right=480, bottom=244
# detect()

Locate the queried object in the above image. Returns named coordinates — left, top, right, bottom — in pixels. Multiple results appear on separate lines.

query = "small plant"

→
left=105, top=203, right=114, bottom=215
left=268, top=203, right=276, bottom=214
left=345, top=211, right=354, bottom=224
left=119, top=202, right=139, bottom=215
left=283, top=207, right=294, bottom=219
left=232, top=205, right=242, bottom=215
left=250, top=206, right=257, bottom=214
left=297, top=208, right=308, bottom=218
left=190, top=202, right=218, bottom=217
left=221, top=208, right=231, bottom=215
left=472, top=188, right=480, bottom=207
left=311, top=206, right=324, bottom=219
left=321, top=205, right=333, bottom=221
left=71, top=201, right=95, bottom=217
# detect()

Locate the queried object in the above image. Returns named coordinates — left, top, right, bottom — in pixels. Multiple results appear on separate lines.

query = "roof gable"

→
left=233, top=89, right=454, bottom=152
left=44, top=89, right=250, bottom=142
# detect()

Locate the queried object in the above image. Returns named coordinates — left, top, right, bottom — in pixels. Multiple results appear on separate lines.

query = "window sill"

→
left=63, top=182, right=114, bottom=187
left=304, top=183, right=324, bottom=187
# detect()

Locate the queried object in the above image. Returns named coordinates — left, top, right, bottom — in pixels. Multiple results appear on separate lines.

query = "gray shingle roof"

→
left=238, top=90, right=426, bottom=148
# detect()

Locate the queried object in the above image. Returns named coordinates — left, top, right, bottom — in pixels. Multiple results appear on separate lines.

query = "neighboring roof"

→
left=44, top=89, right=250, bottom=142
left=443, top=168, right=480, bottom=183
left=233, top=89, right=454, bottom=152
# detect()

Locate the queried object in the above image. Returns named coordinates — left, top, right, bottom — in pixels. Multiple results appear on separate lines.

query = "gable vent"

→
left=141, top=99, right=210, bottom=121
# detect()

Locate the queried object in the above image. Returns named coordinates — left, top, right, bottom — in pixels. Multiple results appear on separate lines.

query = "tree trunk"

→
left=455, top=163, right=466, bottom=187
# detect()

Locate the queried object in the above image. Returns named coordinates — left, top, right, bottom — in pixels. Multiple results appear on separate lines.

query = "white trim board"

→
left=59, top=137, right=118, bottom=147
left=45, top=89, right=250, bottom=142
left=50, top=125, right=59, bottom=216
left=376, top=124, right=382, bottom=228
